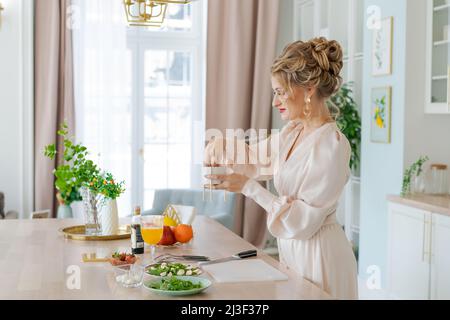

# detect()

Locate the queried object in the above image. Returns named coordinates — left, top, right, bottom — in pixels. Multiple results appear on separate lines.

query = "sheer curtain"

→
left=72, top=0, right=132, bottom=217
left=206, top=0, right=280, bottom=247
left=34, top=0, right=75, bottom=217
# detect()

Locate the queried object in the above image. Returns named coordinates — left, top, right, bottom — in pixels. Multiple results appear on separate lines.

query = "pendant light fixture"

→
left=123, top=0, right=191, bottom=28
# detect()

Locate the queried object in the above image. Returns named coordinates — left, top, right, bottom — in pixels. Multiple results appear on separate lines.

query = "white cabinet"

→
left=388, top=202, right=450, bottom=299
left=387, top=203, right=431, bottom=299
left=430, top=213, right=450, bottom=299
left=425, top=0, right=450, bottom=114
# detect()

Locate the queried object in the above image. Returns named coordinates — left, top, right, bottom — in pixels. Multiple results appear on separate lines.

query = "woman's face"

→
left=271, top=76, right=308, bottom=121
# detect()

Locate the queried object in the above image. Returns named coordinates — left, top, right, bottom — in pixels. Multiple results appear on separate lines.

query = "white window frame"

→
left=126, top=0, right=207, bottom=209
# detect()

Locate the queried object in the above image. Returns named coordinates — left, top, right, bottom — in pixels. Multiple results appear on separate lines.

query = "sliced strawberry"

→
left=125, top=255, right=136, bottom=264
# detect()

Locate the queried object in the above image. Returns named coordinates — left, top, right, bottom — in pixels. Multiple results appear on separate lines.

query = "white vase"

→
left=101, top=199, right=119, bottom=235
left=57, top=204, right=73, bottom=219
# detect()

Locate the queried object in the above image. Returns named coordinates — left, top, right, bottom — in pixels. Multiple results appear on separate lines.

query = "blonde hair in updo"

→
left=271, top=37, right=344, bottom=116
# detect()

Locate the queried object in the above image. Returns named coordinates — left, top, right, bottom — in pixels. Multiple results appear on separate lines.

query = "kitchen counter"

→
left=0, top=216, right=331, bottom=300
left=387, top=193, right=450, bottom=217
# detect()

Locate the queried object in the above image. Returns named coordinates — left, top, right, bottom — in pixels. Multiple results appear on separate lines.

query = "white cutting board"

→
left=202, top=259, right=289, bottom=283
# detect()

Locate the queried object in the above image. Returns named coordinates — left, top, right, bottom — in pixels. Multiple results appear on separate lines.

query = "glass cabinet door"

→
left=428, top=0, right=450, bottom=112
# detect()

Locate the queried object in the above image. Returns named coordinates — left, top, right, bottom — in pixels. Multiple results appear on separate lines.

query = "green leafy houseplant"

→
left=44, top=123, right=125, bottom=204
left=329, top=82, right=362, bottom=172
left=87, top=172, right=125, bottom=200
left=44, top=123, right=90, bottom=205
left=401, top=156, right=429, bottom=196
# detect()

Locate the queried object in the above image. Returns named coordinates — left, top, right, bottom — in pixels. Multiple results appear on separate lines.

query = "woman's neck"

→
left=303, top=118, right=329, bottom=133
left=296, top=100, right=333, bottom=132
left=296, top=112, right=333, bottom=133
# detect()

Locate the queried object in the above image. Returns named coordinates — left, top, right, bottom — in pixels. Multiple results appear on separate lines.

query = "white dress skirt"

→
left=210, top=120, right=358, bottom=299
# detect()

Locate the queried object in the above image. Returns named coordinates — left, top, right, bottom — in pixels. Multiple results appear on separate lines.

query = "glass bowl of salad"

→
left=143, top=276, right=212, bottom=296
left=146, top=262, right=203, bottom=277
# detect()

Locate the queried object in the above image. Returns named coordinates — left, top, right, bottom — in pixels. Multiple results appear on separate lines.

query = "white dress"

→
left=222, top=120, right=358, bottom=299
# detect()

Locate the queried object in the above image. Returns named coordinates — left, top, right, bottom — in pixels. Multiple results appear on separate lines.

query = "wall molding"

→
left=19, top=0, right=34, bottom=218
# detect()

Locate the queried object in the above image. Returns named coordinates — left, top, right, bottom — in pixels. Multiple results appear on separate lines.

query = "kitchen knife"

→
left=198, top=250, right=258, bottom=266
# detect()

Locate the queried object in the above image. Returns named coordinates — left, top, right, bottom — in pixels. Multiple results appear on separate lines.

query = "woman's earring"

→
left=304, top=97, right=312, bottom=118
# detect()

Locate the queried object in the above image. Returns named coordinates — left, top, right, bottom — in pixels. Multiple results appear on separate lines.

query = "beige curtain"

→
left=34, top=0, right=75, bottom=217
left=206, top=0, right=281, bottom=247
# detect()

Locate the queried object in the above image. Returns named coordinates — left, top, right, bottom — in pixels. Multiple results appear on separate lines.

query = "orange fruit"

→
left=173, top=224, right=194, bottom=243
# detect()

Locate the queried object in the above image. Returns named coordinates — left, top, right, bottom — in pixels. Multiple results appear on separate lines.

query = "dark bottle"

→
left=131, top=206, right=144, bottom=255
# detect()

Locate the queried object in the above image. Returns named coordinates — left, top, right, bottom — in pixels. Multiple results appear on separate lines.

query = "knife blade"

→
left=199, top=250, right=257, bottom=266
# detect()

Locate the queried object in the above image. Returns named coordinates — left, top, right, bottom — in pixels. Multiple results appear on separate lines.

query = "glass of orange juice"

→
left=141, top=215, right=164, bottom=261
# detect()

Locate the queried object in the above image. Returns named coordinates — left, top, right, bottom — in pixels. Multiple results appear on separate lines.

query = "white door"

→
left=388, top=203, right=431, bottom=299
left=139, top=47, right=197, bottom=210
left=430, top=213, right=450, bottom=299
left=127, top=3, right=205, bottom=212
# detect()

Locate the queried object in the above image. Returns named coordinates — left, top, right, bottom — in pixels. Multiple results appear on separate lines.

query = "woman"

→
left=204, top=37, right=358, bottom=299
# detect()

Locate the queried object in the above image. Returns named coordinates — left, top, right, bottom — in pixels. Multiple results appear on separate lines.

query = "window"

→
left=74, top=0, right=205, bottom=216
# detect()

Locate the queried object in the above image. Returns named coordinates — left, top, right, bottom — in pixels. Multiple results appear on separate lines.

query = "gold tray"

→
left=60, top=225, right=131, bottom=241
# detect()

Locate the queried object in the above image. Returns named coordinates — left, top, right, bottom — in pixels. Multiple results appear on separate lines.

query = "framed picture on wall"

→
left=371, top=87, right=392, bottom=144
left=372, top=17, right=393, bottom=76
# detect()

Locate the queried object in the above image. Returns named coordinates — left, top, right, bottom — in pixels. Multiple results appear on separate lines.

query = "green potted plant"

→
left=329, top=82, right=362, bottom=174
left=328, top=83, right=362, bottom=258
left=402, top=156, right=429, bottom=196
left=44, top=123, right=91, bottom=218
left=45, top=123, right=125, bottom=234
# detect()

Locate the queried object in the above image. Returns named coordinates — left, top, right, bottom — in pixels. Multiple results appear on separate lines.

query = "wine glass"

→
left=140, top=215, right=164, bottom=261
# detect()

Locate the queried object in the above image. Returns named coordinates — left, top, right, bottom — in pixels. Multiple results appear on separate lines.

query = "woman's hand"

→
left=205, top=173, right=250, bottom=193
left=204, top=137, right=229, bottom=166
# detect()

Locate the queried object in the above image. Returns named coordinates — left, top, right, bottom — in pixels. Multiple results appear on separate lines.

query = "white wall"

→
left=404, top=0, right=450, bottom=175
left=0, top=0, right=34, bottom=218
left=359, top=0, right=408, bottom=287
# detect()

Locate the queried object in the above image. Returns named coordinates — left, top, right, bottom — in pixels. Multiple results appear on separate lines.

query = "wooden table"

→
left=0, top=216, right=330, bottom=300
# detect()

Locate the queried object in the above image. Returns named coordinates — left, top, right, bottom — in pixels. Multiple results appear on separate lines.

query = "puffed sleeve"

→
left=242, top=129, right=351, bottom=240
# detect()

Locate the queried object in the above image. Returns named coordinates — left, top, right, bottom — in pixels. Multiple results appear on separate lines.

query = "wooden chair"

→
left=142, top=189, right=236, bottom=231
left=31, top=210, right=51, bottom=219
left=0, top=192, right=18, bottom=220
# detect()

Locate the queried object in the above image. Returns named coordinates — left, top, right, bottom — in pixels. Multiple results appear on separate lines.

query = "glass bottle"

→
left=131, top=206, right=144, bottom=255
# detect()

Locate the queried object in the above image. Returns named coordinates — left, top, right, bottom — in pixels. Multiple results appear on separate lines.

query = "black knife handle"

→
left=236, top=250, right=258, bottom=259
left=181, top=255, right=209, bottom=260
left=183, top=256, right=210, bottom=262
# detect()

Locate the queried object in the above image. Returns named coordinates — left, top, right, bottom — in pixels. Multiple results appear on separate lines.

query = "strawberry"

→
left=125, top=255, right=136, bottom=264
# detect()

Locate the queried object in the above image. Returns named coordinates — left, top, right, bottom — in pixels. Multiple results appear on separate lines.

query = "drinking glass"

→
left=140, top=215, right=164, bottom=261
left=202, top=165, right=229, bottom=202
left=114, top=264, right=145, bottom=288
